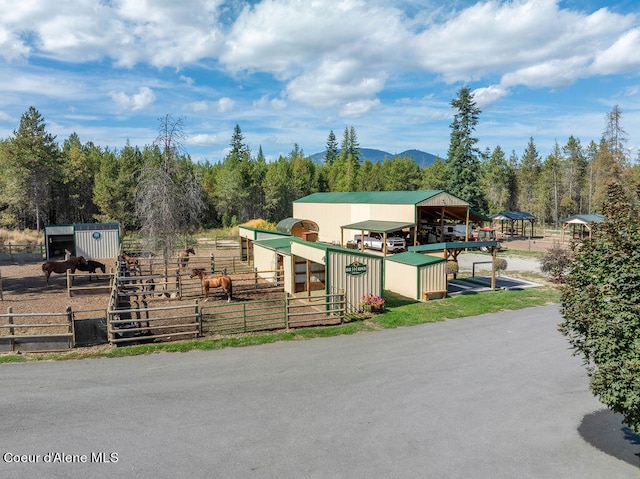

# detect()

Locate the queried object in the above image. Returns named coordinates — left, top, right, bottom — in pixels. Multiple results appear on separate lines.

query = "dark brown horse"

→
left=178, top=247, right=196, bottom=269
left=75, top=259, right=106, bottom=281
left=190, top=268, right=232, bottom=302
left=42, top=256, right=87, bottom=286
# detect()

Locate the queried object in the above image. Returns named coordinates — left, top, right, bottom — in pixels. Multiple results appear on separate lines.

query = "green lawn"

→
left=0, top=285, right=560, bottom=363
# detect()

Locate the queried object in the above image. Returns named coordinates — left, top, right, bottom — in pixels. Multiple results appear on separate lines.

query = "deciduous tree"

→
left=560, top=183, right=640, bottom=432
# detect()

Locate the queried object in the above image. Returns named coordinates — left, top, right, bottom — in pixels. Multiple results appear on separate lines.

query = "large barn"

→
left=292, top=190, right=490, bottom=247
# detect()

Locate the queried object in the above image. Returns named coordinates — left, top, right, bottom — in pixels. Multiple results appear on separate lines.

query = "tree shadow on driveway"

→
left=579, top=408, right=640, bottom=468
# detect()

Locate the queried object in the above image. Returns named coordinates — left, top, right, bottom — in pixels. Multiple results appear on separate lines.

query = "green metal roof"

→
left=409, top=240, right=499, bottom=252
left=342, top=220, right=416, bottom=233
left=491, top=211, right=536, bottom=221
left=253, top=237, right=293, bottom=253
left=289, top=237, right=381, bottom=259
left=561, top=214, right=604, bottom=224
left=294, top=190, right=443, bottom=205
left=385, top=251, right=445, bottom=266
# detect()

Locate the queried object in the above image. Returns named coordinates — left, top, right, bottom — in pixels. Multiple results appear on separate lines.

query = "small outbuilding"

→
left=560, top=214, right=604, bottom=241
left=44, top=223, right=121, bottom=260
left=384, top=252, right=447, bottom=301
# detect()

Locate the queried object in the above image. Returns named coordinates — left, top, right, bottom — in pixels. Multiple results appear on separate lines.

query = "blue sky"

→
left=1, top=0, right=639, bottom=163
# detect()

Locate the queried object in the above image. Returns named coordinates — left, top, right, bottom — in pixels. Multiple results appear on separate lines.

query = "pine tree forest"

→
left=0, top=103, right=638, bottom=234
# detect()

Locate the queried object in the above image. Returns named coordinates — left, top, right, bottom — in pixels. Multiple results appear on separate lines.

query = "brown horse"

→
left=121, top=253, right=140, bottom=275
left=178, top=247, right=196, bottom=269
left=42, top=256, right=87, bottom=286
left=190, top=268, right=232, bottom=302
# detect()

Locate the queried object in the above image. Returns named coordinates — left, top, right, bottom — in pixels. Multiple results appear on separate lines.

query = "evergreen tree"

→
left=0, top=107, right=60, bottom=230
left=445, top=87, right=486, bottom=212
left=324, top=130, right=339, bottom=166
left=480, top=145, right=512, bottom=214
left=59, top=134, right=101, bottom=223
left=420, top=157, right=447, bottom=190
left=516, top=137, right=542, bottom=214
left=562, top=135, right=587, bottom=214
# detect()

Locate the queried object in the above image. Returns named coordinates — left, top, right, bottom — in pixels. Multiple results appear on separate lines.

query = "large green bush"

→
left=559, top=183, right=640, bottom=432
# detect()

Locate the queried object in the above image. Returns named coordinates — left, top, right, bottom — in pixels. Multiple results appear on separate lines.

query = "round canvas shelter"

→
left=276, top=218, right=319, bottom=241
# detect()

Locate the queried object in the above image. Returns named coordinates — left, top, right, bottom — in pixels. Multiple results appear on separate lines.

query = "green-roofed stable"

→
left=293, top=190, right=492, bottom=249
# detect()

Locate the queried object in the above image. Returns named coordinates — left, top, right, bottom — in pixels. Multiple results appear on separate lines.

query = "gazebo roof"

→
left=491, top=211, right=536, bottom=221
left=561, top=214, right=604, bottom=225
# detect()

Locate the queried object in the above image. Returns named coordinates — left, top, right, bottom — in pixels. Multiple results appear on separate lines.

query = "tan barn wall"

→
left=419, top=262, right=447, bottom=299
left=253, top=244, right=279, bottom=283
left=327, top=250, right=382, bottom=312
left=384, top=261, right=416, bottom=299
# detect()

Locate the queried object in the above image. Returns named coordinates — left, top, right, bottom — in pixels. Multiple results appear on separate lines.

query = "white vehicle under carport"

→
left=354, top=232, right=406, bottom=253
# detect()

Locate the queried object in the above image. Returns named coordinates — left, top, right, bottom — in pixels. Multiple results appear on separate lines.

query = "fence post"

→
left=284, top=293, right=289, bottom=330
left=8, top=306, right=14, bottom=352
left=67, top=270, right=72, bottom=297
left=254, top=268, right=258, bottom=289
left=67, top=306, right=75, bottom=348
left=195, top=299, right=201, bottom=337
left=243, top=302, right=247, bottom=333
left=0, top=267, right=3, bottom=301
left=210, top=253, right=215, bottom=273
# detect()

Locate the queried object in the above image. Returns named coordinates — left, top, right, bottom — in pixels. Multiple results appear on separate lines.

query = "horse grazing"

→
left=42, top=256, right=87, bottom=286
left=120, top=253, right=140, bottom=276
left=178, top=247, right=196, bottom=269
left=190, top=268, right=232, bottom=302
left=75, top=259, right=106, bottom=281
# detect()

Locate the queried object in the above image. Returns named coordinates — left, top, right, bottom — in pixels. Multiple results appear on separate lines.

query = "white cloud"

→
left=591, top=29, right=640, bottom=75
left=340, top=99, right=381, bottom=118
left=180, top=75, right=195, bottom=87
left=217, top=97, right=235, bottom=113
left=472, top=85, right=510, bottom=108
left=187, top=133, right=220, bottom=146
left=110, top=87, right=156, bottom=111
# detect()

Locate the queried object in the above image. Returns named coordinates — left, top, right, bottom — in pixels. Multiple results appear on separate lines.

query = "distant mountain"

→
left=309, top=148, right=438, bottom=167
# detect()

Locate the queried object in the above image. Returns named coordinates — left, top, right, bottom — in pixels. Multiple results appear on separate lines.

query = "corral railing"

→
left=107, top=302, right=200, bottom=345
left=118, top=254, right=254, bottom=276
left=0, top=307, right=73, bottom=352
left=66, top=268, right=115, bottom=297
left=0, top=243, right=45, bottom=261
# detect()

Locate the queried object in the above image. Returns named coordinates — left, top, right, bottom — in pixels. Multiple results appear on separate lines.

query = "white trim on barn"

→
left=238, top=226, right=291, bottom=262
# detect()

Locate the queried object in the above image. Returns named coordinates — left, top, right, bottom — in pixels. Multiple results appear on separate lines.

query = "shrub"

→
left=540, top=243, right=572, bottom=283
left=494, top=258, right=507, bottom=274
left=445, top=260, right=459, bottom=275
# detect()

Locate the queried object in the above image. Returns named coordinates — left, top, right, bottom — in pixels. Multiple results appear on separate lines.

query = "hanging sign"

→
left=345, top=261, right=367, bottom=276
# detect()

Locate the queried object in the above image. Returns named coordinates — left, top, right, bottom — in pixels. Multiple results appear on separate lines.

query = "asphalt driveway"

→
left=0, top=305, right=637, bottom=478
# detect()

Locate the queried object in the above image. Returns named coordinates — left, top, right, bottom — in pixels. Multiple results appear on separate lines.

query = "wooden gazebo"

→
left=560, top=214, right=604, bottom=241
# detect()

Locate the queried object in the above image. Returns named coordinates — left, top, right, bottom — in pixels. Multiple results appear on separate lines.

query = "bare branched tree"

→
left=136, top=115, right=204, bottom=275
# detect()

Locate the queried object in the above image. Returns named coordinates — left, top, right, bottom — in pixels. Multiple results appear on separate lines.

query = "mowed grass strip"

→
left=0, top=286, right=560, bottom=363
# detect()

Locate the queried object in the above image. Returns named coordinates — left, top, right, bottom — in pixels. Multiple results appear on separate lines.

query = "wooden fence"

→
left=66, top=268, right=115, bottom=297
left=0, top=307, right=73, bottom=352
